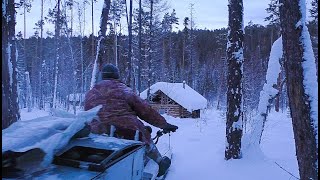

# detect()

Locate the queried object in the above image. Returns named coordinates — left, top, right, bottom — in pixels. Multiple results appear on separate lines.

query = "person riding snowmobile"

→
left=84, top=64, right=178, bottom=177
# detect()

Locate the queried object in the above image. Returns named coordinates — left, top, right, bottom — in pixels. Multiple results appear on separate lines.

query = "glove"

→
left=162, top=123, right=178, bottom=134
left=145, top=126, right=152, bottom=134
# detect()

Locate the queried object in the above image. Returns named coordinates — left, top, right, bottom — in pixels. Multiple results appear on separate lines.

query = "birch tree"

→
left=279, top=0, right=318, bottom=179
left=225, top=0, right=244, bottom=160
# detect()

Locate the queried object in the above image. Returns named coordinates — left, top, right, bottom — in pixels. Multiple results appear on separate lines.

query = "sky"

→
left=15, top=0, right=313, bottom=38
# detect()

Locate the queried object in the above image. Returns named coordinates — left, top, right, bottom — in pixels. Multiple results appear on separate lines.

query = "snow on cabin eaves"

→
left=140, top=82, right=208, bottom=112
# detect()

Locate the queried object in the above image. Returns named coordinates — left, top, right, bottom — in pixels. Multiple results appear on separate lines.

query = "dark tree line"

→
left=18, top=16, right=315, bottom=111
left=11, top=0, right=317, bottom=117
left=15, top=23, right=282, bottom=111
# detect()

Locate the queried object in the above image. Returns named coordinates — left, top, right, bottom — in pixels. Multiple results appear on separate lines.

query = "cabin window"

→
left=152, top=95, right=161, bottom=103
left=158, top=109, right=166, bottom=114
left=148, top=92, right=161, bottom=103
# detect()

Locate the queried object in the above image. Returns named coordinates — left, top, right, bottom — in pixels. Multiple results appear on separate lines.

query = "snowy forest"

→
left=2, top=0, right=318, bottom=179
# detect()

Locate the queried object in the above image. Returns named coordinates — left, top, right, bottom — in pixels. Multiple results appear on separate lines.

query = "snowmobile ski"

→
left=155, top=147, right=173, bottom=180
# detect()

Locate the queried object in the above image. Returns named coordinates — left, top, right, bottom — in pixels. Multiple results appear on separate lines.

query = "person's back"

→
left=84, top=64, right=178, bottom=177
left=85, top=78, right=161, bottom=143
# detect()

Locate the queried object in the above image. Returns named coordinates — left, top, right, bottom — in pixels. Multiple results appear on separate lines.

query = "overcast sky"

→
left=16, top=0, right=313, bottom=38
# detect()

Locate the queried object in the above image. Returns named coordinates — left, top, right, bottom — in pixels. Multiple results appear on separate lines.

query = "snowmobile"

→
left=2, top=111, right=173, bottom=180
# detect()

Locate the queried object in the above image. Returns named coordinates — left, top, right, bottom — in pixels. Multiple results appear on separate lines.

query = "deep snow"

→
left=13, top=107, right=299, bottom=180
left=147, top=109, right=299, bottom=180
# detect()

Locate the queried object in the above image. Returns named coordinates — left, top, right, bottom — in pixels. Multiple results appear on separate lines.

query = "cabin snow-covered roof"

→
left=140, top=82, right=207, bottom=112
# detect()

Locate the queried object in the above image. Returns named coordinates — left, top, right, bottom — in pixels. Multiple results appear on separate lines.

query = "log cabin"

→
left=140, top=82, right=207, bottom=118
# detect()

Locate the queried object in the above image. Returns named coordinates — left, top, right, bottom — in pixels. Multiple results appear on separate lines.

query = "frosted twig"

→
left=274, top=161, right=300, bottom=180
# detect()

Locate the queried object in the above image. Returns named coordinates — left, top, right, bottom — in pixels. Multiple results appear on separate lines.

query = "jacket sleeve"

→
left=128, top=93, right=168, bottom=129
left=84, top=90, right=95, bottom=111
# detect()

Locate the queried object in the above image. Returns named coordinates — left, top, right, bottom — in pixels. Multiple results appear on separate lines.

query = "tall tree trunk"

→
left=137, top=0, right=142, bottom=94
left=39, top=0, right=44, bottom=109
left=25, top=72, right=32, bottom=112
left=79, top=2, right=85, bottom=106
left=189, top=3, right=194, bottom=88
left=225, top=0, right=244, bottom=160
left=279, top=0, right=318, bottom=179
left=114, top=21, right=118, bottom=66
left=53, top=0, right=61, bottom=108
left=91, top=0, right=95, bottom=67
left=182, top=37, right=185, bottom=80
left=70, top=0, right=73, bottom=37
left=147, top=0, right=154, bottom=100
left=65, top=23, right=77, bottom=114
left=126, top=0, right=133, bottom=87
left=90, top=0, right=111, bottom=89
left=2, top=0, right=20, bottom=129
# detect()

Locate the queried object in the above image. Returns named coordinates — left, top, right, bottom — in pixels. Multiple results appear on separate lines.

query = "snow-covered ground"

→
left=16, top=107, right=299, bottom=180
left=20, top=108, right=50, bottom=121
left=151, top=109, right=299, bottom=180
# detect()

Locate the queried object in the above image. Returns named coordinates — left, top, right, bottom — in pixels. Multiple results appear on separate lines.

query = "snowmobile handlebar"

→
left=156, top=129, right=170, bottom=137
left=152, top=130, right=174, bottom=144
left=145, top=125, right=177, bottom=144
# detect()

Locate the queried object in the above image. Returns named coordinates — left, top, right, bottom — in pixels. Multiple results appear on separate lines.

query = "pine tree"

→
left=265, top=0, right=280, bottom=26
left=161, top=9, right=178, bottom=82
left=225, top=0, right=244, bottom=160
left=146, top=0, right=154, bottom=99
left=2, top=0, right=20, bottom=129
left=125, top=0, right=133, bottom=88
left=138, top=0, right=143, bottom=94
left=39, top=0, right=45, bottom=109
left=279, top=0, right=318, bottom=179
left=182, top=17, right=189, bottom=81
left=16, top=32, right=27, bottom=109
left=109, top=0, right=125, bottom=67
left=310, top=0, right=318, bottom=22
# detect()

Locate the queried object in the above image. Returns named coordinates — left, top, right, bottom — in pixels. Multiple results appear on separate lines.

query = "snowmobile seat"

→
left=53, top=136, right=145, bottom=172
